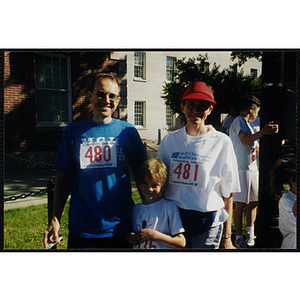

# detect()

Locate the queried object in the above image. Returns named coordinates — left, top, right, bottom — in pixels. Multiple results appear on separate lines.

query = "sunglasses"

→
left=92, top=91, right=119, bottom=102
left=185, top=101, right=211, bottom=110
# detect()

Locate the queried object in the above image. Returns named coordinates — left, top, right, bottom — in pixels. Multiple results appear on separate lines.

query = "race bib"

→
left=169, top=158, right=205, bottom=188
left=80, top=140, right=117, bottom=169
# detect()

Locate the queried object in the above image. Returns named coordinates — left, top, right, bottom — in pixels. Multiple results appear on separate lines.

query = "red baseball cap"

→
left=181, top=82, right=216, bottom=105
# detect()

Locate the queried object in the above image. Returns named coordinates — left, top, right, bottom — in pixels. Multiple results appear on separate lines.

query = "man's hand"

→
left=43, top=216, right=61, bottom=249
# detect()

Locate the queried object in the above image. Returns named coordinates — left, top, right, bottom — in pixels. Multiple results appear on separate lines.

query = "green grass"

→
left=3, top=190, right=142, bottom=250
left=4, top=190, right=246, bottom=250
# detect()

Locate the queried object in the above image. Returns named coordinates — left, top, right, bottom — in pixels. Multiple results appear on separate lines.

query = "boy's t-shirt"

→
left=132, top=199, right=185, bottom=249
left=54, top=118, right=148, bottom=238
left=229, top=116, right=258, bottom=171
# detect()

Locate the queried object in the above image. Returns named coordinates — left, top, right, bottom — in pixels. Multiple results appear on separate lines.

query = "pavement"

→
left=3, top=140, right=159, bottom=211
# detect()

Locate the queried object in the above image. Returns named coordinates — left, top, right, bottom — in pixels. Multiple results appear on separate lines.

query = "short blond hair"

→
left=138, top=158, right=167, bottom=186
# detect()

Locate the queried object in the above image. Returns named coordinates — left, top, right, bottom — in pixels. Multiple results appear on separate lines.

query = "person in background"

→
left=43, top=73, right=147, bottom=249
left=270, top=158, right=296, bottom=249
left=157, top=81, right=240, bottom=249
left=128, top=158, right=186, bottom=249
left=229, top=95, right=279, bottom=248
left=221, top=106, right=238, bottom=135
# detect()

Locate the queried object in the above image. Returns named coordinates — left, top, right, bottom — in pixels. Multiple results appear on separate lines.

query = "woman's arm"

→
left=220, top=194, right=235, bottom=249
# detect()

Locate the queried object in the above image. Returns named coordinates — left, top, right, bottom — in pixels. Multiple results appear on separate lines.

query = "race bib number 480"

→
left=80, top=141, right=117, bottom=169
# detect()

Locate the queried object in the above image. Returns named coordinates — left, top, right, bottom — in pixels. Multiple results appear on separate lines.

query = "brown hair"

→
left=238, top=95, right=260, bottom=112
left=137, top=158, right=167, bottom=187
left=88, top=73, right=120, bottom=93
left=269, top=157, right=296, bottom=199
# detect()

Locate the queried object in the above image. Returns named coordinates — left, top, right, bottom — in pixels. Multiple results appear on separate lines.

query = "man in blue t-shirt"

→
left=43, top=73, right=147, bottom=249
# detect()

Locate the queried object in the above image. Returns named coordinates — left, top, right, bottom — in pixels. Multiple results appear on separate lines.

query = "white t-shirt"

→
left=157, top=125, right=240, bottom=214
left=132, top=199, right=185, bottom=249
left=229, top=116, right=258, bottom=171
left=279, top=191, right=297, bottom=249
left=249, top=116, right=260, bottom=134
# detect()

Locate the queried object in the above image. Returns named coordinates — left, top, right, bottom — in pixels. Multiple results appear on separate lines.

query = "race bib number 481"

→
left=169, top=158, right=205, bottom=187
left=80, top=141, right=117, bottom=169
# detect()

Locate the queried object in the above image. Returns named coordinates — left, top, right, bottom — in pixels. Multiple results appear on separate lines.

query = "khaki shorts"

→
left=233, top=170, right=259, bottom=204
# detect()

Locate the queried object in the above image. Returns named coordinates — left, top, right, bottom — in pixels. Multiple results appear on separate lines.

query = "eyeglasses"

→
left=92, top=91, right=119, bottom=102
left=185, top=101, right=211, bottom=111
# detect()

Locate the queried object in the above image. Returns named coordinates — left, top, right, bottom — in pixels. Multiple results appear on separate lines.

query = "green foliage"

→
left=162, top=54, right=262, bottom=119
left=230, top=51, right=262, bottom=67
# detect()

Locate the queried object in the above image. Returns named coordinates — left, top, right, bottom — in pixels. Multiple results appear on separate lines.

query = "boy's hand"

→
left=263, top=121, right=279, bottom=135
left=127, top=232, right=140, bottom=246
left=136, top=229, right=156, bottom=242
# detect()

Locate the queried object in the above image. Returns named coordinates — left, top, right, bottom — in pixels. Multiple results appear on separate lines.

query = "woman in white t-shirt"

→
left=157, top=82, right=240, bottom=249
left=270, top=158, right=296, bottom=249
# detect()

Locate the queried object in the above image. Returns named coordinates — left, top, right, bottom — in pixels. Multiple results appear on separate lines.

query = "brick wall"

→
left=4, top=50, right=118, bottom=154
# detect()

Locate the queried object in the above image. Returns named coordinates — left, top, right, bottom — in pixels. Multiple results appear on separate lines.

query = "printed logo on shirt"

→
left=80, top=137, right=117, bottom=169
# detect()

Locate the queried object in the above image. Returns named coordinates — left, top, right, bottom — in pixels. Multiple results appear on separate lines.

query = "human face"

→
left=181, top=100, right=213, bottom=124
left=140, top=178, right=163, bottom=204
left=249, top=106, right=260, bottom=122
left=88, top=78, right=120, bottom=123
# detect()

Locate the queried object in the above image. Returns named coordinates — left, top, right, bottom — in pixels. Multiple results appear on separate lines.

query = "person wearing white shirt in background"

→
left=270, top=158, right=296, bottom=249
left=229, top=95, right=279, bottom=248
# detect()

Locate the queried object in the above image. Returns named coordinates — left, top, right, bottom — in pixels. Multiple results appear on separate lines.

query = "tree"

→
left=230, top=51, right=263, bottom=67
left=161, top=54, right=261, bottom=125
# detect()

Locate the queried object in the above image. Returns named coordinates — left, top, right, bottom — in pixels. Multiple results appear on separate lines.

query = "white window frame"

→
left=250, top=68, right=258, bottom=78
left=134, top=101, right=146, bottom=128
left=34, top=52, right=72, bottom=127
left=134, top=52, right=146, bottom=80
left=166, top=106, right=175, bottom=127
left=166, top=56, right=175, bottom=81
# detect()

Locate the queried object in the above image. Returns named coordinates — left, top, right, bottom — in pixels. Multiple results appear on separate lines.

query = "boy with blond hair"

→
left=128, top=158, right=185, bottom=249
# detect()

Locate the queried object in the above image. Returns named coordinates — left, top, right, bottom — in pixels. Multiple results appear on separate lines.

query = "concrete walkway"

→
left=3, top=140, right=159, bottom=211
left=4, top=169, right=57, bottom=210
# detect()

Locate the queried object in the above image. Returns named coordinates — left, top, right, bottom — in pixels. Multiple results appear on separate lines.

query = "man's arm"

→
left=43, top=171, right=73, bottom=249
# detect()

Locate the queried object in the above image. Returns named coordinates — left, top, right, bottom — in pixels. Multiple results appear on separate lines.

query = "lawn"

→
left=3, top=190, right=142, bottom=250
left=4, top=190, right=245, bottom=250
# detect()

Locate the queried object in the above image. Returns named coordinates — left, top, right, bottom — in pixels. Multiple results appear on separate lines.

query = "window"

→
left=134, top=101, right=146, bottom=127
left=166, top=106, right=174, bottom=126
left=134, top=52, right=145, bottom=79
left=166, top=57, right=175, bottom=81
left=250, top=68, right=258, bottom=78
left=203, top=62, right=209, bottom=72
left=35, top=53, right=71, bottom=126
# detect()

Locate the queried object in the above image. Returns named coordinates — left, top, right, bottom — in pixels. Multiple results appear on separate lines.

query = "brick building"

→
left=4, top=50, right=121, bottom=172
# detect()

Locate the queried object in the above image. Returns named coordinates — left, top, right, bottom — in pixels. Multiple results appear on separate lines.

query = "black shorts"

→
left=67, top=232, right=133, bottom=250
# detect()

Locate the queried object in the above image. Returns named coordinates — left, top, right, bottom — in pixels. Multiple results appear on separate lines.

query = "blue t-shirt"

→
left=54, top=118, right=148, bottom=238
